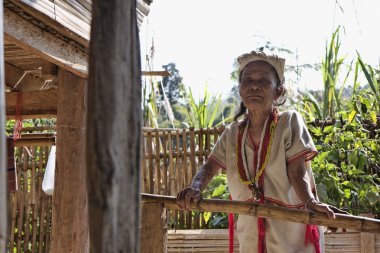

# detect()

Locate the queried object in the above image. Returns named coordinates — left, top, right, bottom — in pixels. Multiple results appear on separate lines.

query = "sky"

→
left=139, top=0, right=380, bottom=99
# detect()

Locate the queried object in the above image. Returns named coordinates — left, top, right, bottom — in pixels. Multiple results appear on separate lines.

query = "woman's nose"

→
left=249, top=85, right=260, bottom=92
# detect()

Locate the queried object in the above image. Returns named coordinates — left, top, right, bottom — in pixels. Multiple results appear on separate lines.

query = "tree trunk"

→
left=0, top=1, right=7, bottom=251
left=51, top=69, right=89, bottom=253
left=86, top=0, right=142, bottom=252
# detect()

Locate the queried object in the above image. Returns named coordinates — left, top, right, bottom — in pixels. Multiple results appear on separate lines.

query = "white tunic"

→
left=209, top=110, right=324, bottom=253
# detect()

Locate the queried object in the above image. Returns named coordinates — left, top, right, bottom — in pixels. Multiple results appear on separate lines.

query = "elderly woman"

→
left=177, top=51, right=335, bottom=253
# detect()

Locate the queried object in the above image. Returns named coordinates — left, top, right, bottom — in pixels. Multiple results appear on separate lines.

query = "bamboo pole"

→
left=155, top=130, right=161, bottom=194
left=141, top=193, right=380, bottom=234
left=162, top=131, right=168, bottom=195
left=147, top=132, right=154, bottom=194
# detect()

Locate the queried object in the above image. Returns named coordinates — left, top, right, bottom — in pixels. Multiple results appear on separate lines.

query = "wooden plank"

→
left=142, top=71, right=170, bottom=77
left=4, top=8, right=88, bottom=78
left=86, top=0, right=142, bottom=251
left=50, top=69, right=89, bottom=252
left=140, top=202, right=167, bottom=253
left=6, top=89, right=57, bottom=118
left=361, top=233, right=375, bottom=252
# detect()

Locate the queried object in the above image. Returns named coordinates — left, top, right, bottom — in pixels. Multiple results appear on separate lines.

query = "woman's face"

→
left=239, top=61, right=280, bottom=111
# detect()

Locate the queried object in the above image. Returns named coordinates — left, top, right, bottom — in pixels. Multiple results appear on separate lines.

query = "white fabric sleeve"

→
left=284, top=111, right=318, bottom=163
left=208, top=129, right=227, bottom=170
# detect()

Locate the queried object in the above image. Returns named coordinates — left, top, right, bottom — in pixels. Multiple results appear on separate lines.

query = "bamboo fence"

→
left=141, top=127, right=225, bottom=229
left=6, top=127, right=224, bottom=252
left=7, top=145, right=53, bottom=253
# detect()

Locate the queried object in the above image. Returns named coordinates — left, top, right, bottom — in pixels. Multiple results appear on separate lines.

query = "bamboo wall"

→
left=141, top=127, right=225, bottom=229
left=7, top=145, right=52, bottom=253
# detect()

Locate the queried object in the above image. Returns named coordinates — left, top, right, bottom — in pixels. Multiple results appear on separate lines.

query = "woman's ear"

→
left=276, top=86, right=285, bottom=98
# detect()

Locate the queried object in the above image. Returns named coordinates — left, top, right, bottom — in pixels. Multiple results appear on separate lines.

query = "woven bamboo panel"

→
left=7, top=145, right=52, bottom=253
left=168, top=230, right=380, bottom=253
left=167, top=229, right=239, bottom=253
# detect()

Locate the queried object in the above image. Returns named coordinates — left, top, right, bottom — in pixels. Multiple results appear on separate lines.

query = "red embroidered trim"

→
left=287, top=149, right=318, bottom=163
left=264, top=197, right=305, bottom=209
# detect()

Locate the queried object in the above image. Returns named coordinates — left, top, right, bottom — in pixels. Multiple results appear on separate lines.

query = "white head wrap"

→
left=237, top=51, right=286, bottom=84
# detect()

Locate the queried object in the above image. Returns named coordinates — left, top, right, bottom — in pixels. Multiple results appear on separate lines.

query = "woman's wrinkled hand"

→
left=308, top=199, right=336, bottom=219
left=176, top=186, right=202, bottom=210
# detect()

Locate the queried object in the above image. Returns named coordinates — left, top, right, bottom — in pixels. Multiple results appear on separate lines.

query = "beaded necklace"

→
left=236, top=109, right=278, bottom=199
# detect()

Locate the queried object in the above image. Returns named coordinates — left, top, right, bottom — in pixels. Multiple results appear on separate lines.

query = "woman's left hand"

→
left=308, top=199, right=336, bottom=219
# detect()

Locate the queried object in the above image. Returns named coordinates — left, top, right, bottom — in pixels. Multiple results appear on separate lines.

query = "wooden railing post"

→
left=141, top=201, right=167, bottom=253
left=361, top=214, right=375, bottom=253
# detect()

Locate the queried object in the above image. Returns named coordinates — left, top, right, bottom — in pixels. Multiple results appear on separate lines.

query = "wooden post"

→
left=361, top=214, right=375, bottom=253
left=50, top=69, right=89, bottom=253
left=0, top=0, right=7, bottom=251
left=140, top=202, right=167, bottom=253
left=86, top=0, right=141, bottom=252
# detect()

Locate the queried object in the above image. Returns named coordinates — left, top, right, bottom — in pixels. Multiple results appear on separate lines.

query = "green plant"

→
left=321, top=26, right=352, bottom=119
left=202, top=174, right=230, bottom=228
left=186, top=86, right=222, bottom=128
left=357, top=52, right=380, bottom=115
left=310, top=111, right=380, bottom=216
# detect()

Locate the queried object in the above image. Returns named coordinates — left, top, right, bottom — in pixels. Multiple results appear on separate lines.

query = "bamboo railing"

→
left=142, top=193, right=380, bottom=234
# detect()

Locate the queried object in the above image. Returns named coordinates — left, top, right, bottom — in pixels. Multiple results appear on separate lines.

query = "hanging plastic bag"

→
left=42, top=145, right=56, bottom=195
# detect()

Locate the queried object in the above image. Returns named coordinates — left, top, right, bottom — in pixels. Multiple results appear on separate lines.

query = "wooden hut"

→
left=2, top=0, right=150, bottom=252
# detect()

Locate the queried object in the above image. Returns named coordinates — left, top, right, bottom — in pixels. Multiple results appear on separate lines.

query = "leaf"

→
left=348, top=110, right=356, bottom=124
left=203, top=211, right=211, bottom=223
left=344, top=188, right=351, bottom=199
left=369, top=111, right=377, bottom=124
left=212, top=185, right=226, bottom=197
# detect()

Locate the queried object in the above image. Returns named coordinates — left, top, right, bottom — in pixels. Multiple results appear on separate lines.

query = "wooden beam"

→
left=5, top=62, right=46, bottom=91
left=86, top=0, right=142, bottom=252
left=14, top=137, right=55, bottom=147
left=51, top=69, right=89, bottom=252
left=142, top=71, right=170, bottom=77
left=6, top=89, right=57, bottom=118
left=4, top=8, right=88, bottom=78
left=0, top=0, right=7, bottom=249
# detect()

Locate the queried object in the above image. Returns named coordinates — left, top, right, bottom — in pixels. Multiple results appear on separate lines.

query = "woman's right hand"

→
left=176, top=186, right=202, bottom=210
